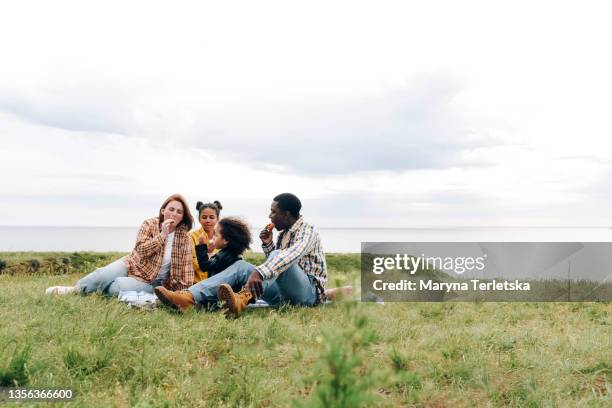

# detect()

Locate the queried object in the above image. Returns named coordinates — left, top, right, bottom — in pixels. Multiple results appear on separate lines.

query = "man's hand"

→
left=246, top=270, right=264, bottom=299
left=198, top=235, right=206, bottom=245
left=259, top=224, right=273, bottom=245
left=207, top=239, right=216, bottom=253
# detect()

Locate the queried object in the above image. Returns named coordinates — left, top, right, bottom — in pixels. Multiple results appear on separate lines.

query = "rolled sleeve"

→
left=255, top=226, right=315, bottom=279
left=262, top=241, right=275, bottom=256
left=134, top=221, right=165, bottom=259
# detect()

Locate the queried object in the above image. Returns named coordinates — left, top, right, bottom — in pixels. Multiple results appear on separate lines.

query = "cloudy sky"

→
left=1, top=0, right=611, bottom=228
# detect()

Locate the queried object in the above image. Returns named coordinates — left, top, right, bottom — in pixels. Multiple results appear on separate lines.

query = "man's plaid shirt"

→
left=255, top=216, right=327, bottom=303
left=125, top=217, right=194, bottom=291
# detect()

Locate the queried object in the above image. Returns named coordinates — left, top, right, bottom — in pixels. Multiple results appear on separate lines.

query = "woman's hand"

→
left=161, top=219, right=176, bottom=236
left=198, top=235, right=206, bottom=245
left=207, top=240, right=216, bottom=253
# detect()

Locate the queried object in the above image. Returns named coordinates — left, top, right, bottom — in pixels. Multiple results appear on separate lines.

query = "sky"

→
left=1, top=0, right=611, bottom=228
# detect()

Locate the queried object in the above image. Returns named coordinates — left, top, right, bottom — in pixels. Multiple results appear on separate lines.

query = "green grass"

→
left=0, top=252, right=610, bottom=407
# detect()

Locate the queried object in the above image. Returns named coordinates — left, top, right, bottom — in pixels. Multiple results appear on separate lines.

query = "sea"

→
left=2, top=226, right=612, bottom=253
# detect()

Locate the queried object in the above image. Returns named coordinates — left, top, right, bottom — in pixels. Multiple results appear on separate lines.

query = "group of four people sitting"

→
left=47, top=193, right=347, bottom=317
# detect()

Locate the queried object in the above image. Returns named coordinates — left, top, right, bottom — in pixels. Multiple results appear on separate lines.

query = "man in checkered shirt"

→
left=155, top=193, right=328, bottom=316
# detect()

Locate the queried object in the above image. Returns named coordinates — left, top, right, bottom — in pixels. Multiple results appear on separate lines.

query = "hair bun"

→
left=196, top=201, right=204, bottom=211
left=214, top=200, right=223, bottom=211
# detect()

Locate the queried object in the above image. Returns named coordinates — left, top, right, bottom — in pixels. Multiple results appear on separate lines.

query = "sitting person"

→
left=45, top=194, right=195, bottom=296
left=193, top=217, right=252, bottom=279
left=154, top=193, right=327, bottom=316
left=190, top=200, right=222, bottom=283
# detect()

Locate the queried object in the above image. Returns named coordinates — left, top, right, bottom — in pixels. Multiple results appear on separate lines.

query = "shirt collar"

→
left=286, top=215, right=304, bottom=235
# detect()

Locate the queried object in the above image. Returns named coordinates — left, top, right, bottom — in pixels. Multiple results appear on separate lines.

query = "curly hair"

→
left=218, top=217, right=252, bottom=256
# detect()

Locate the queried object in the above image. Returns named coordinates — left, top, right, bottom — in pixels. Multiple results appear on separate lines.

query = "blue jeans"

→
left=188, top=250, right=317, bottom=307
left=75, top=257, right=154, bottom=296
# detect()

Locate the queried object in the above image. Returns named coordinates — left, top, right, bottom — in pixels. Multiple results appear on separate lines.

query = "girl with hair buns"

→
left=190, top=200, right=222, bottom=282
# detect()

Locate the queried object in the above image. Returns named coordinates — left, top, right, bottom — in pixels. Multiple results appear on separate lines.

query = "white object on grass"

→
left=246, top=299, right=334, bottom=308
left=118, top=290, right=159, bottom=309
left=247, top=299, right=271, bottom=308
left=45, top=286, right=77, bottom=295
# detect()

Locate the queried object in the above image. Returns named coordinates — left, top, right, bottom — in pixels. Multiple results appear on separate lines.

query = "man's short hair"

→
left=273, top=193, right=302, bottom=218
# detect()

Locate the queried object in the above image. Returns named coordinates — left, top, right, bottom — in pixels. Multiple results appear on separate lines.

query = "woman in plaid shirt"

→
left=45, top=194, right=195, bottom=296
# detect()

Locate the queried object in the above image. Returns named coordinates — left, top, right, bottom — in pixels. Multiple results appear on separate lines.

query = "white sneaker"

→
left=45, top=286, right=77, bottom=295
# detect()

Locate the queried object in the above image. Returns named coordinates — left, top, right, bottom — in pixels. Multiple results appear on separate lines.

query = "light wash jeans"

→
left=75, top=257, right=154, bottom=296
left=188, top=250, right=317, bottom=307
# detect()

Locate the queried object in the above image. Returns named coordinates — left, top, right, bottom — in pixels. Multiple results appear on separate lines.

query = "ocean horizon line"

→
left=1, top=225, right=612, bottom=230
left=3, top=225, right=612, bottom=253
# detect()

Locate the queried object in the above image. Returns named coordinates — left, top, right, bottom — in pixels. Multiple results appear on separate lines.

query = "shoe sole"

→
left=217, top=284, right=238, bottom=317
left=45, top=286, right=76, bottom=295
left=154, top=287, right=181, bottom=313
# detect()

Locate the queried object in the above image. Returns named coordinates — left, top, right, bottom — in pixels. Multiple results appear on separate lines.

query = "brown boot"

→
left=154, top=286, right=195, bottom=313
left=217, top=284, right=253, bottom=317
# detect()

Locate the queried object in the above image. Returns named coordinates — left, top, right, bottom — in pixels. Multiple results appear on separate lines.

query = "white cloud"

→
left=1, top=1, right=612, bottom=227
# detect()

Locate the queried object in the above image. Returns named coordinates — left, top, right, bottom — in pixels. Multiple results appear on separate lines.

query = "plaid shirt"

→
left=125, top=217, right=194, bottom=291
left=255, top=216, right=327, bottom=303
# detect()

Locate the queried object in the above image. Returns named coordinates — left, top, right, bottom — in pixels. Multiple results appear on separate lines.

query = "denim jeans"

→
left=75, top=257, right=154, bottom=296
left=188, top=250, right=317, bottom=307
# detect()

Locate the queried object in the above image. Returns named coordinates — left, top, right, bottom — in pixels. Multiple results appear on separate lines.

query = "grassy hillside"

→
left=0, top=252, right=610, bottom=407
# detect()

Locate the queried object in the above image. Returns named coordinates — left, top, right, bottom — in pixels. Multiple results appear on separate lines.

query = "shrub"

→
left=296, top=306, right=378, bottom=408
left=0, top=343, right=32, bottom=386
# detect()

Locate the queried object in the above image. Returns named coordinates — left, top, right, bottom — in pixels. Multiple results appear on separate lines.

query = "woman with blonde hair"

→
left=46, top=194, right=195, bottom=296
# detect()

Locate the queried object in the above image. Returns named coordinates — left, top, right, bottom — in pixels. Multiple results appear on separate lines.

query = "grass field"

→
left=0, top=252, right=610, bottom=407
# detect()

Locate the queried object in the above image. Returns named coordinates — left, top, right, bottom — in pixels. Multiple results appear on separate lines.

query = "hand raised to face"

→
left=161, top=219, right=176, bottom=236
left=259, top=223, right=274, bottom=244
left=160, top=200, right=184, bottom=236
